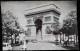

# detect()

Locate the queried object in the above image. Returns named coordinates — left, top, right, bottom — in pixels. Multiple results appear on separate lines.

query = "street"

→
left=12, top=41, right=69, bottom=50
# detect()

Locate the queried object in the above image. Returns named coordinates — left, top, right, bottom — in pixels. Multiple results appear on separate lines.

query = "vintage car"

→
left=3, top=42, right=12, bottom=50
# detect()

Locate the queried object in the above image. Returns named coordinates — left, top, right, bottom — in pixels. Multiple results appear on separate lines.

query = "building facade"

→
left=24, top=3, right=61, bottom=41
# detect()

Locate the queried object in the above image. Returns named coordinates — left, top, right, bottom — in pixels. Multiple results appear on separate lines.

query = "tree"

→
left=62, top=10, right=77, bottom=45
left=2, top=11, right=21, bottom=43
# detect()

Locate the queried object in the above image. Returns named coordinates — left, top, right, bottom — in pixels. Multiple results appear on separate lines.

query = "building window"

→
left=45, top=26, right=52, bottom=34
left=45, top=16, right=51, bottom=21
left=26, top=28, right=31, bottom=36
left=27, top=19, right=31, bottom=24
left=53, top=16, right=59, bottom=23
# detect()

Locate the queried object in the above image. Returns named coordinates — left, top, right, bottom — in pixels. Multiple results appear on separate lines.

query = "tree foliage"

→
left=51, top=22, right=60, bottom=35
left=62, top=10, right=77, bottom=35
left=2, top=11, right=20, bottom=36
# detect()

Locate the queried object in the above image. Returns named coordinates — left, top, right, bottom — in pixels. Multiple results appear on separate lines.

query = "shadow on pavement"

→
left=61, top=46, right=79, bottom=50
left=45, top=41, right=79, bottom=50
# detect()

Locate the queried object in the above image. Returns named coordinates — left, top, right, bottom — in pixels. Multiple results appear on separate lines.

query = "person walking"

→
left=63, top=37, right=68, bottom=46
left=16, top=36, right=19, bottom=44
left=12, top=34, right=15, bottom=44
left=19, top=33, right=23, bottom=44
left=11, top=34, right=14, bottom=47
left=19, top=33, right=21, bottom=44
left=22, top=36, right=27, bottom=50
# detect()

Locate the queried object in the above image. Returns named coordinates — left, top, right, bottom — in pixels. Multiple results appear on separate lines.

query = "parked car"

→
left=3, top=42, right=12, bottom=50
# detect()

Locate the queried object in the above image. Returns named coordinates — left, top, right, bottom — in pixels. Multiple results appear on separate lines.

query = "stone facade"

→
left=24, top=3, right=61, bottom=41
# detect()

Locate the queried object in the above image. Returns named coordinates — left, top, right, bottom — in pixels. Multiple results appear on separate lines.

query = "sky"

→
left=1, top=1, right=77, bottom=30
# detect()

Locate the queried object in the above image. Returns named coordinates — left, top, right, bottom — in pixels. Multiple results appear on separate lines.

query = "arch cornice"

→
left=25, top=9, right=61, bottom=17
left=25, top=3, right=61, bottom=17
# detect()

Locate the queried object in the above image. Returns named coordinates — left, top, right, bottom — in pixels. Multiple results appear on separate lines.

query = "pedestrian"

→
left=12, top=35, right=14, bottom=44
left=21, top=32, right=25, bottom=44
left=12, top=34, right=15, bottom=44
left=22, top=37, right=27, bottom=50
left=61, top=40, right=64, bottom=46
left=18, top=34, right=20, bottom=44
left=63, top=37, right=68, bottom=46
left=16, top=36, right=19, bottom=44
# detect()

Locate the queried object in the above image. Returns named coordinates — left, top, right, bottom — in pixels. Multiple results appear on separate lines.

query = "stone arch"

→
left=34, top=19, right=42, bottom=33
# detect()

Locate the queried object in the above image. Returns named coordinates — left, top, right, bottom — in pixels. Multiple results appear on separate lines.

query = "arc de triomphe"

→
left=25, top=3, right=61, bottom=41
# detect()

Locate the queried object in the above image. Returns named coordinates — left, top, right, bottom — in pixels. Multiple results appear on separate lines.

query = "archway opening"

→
left=34, top=19, right=42, bottom=39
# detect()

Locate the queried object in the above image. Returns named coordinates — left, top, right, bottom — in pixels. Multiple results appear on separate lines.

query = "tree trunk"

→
left=6, top=36, right=7, bottom=42
left=55, top=35, right=57, bottom=41
left=55, top=34, right=58, bottom=44
left=60, top=33, right=61, bottom=44
left=15, top=34, right=16, bottom=44
left=36, top=31, right=37, bottom=39
left=68, top=34, right=69, bottom=44
left=57, top=34, right=58, bottom=41
left=63, top=33, right=64, bottom=42
left=6, top=38, right=7, bottom=42
left=36, top=29, right=38, bottom=40
left=11, top=34, right=12, bottom=45
left=76, top=34, right=77, bottom=45
left=74, top=34, right=75, bottom=45
left=71, top=35, right=72, bottom=43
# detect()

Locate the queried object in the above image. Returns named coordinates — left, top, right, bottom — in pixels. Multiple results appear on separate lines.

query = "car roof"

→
left=3, top=43, right=9, bottom=44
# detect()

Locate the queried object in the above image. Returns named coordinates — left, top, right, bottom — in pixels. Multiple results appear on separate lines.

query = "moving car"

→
left=3, top=42, right=12, bottom=50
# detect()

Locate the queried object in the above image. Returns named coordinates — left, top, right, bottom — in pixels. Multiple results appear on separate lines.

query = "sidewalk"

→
left=47, top=41, right=79, bottom=50
left=37, top=40, right=79, bottom=50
